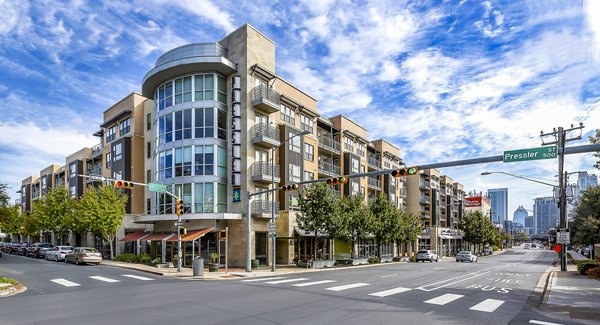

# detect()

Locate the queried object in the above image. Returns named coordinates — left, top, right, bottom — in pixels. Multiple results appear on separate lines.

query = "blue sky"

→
left=0, top=0, right=599, bottom=219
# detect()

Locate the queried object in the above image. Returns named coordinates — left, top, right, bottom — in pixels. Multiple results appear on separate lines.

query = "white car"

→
left=455, top=251, right=478, bottom=262
left=45, top=246, right=74, bottom=262
left=416, top=250, right=439, bottom=262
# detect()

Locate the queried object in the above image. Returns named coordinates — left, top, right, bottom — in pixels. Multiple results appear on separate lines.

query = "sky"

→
left=0, top=0, right=599, bottom=220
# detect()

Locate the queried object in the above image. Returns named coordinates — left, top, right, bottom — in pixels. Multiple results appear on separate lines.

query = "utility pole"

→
left=540, top=123, right=584, bottom=272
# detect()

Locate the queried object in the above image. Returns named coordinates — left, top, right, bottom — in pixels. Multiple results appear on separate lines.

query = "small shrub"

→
left=576, top=259, right=599, bottom=275
left=368, top=257, right=380, bottom=264
left=114, top=253, right=137, bottom=263
left=587, top=267, right=600, bottom=280
left=138, top=255, right=152, bottom=265
left=409, top=256, right=416, bottom=262
left=150, top=258, right=161, bottom=266
left=210, top=252, right=220, bottom=263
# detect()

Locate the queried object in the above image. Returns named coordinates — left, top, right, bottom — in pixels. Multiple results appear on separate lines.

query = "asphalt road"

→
left=0, top=249, right=583, bottom=325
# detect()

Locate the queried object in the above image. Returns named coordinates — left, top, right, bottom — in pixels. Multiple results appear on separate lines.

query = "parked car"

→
left=65, top=247, right=102, bottom=265
left=416, top=249, right=439, bottom=262
left=45, top=246, right=74, bottom=262
left=455, top=251, right=478, bottom=262
left=5, top=243, right=20, bottom=254
left=26, top=243, right=54, bottom=258
left=17, top=243, right=32, bottom=256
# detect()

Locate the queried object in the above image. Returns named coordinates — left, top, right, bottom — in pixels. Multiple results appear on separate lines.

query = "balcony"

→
left=367, top=177, right=381, bottom=190
left=367, top=156, right=381, bottom=170
left=251, top=200, right=274, bottom=216
left=251, top=162, right=280, bottom=184
left=399, top=187, right=407, bottom=198
left=90, top=144, right=103, bottom=159
left=317, top=135, right=341, bottom=156
left=318, top=160, right=340, bottom=177
left=419, top=180, right=431, bottom=190
left=252, top=84, right=281, bottom=114
left=419, top=195, right=431, bottom=204
left=250, top=123, right=280, bottom=148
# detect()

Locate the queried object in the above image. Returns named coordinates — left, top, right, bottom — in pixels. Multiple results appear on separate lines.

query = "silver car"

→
left=416, top=250, right=439, bottom=262
left=65, top=247, right=102, bottom=265
left=45, top=246, right=74, bottom=262
left=456, top=251, right=478, bottom=262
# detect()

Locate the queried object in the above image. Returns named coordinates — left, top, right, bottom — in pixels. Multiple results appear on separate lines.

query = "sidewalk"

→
left=539, top=250, right=600, bottom=323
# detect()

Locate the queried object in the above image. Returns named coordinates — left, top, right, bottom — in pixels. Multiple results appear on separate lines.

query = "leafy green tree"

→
left=459, top=210, right=496, bottom=253
left=0, top=183, right=10, bottom=207
left=572, top=185, right=600, bottom=246
left=0, top=205, right=22, bottom=238
left=395, top=211, right=424, bottom=256
left=29, top=187, right=74, bottom=244
left=296, top=183, right=340, bottom=259
left=337, top=195, right=373, bottom=258
left=369, top=194, right=400, bottom=257
left=77, top=185, right=127, bottom=259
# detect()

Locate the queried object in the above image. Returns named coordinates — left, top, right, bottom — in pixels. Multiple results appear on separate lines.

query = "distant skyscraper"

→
left=574, top=171, right=598, bottom=202
left=534, top=197, right=559, bottom=234
left=513, top=205, right=527, bottom=226
left=488, top=188, right=508, bottom=224
left=525, top=215, right=535, bottom=235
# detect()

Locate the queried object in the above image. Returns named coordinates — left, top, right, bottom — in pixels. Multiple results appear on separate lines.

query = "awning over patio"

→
left=142, top=233, right=175, bottom=241
left=119, top=231, right=150, bottom=242
left=167, top=227, right=214, bottom=242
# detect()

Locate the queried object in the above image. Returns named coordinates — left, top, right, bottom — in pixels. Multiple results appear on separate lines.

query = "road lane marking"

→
left=293, top=280, right=336, bottom=287
left=424, top=293, right=464, bottom=305
left=417, top=271, right=490, bottom=291
left=50, top=278, right=80, bottom=287
left=242, top=277, right=286, bottom=282
left=89, top=276, right=121, bottom=283
left=122, top=274, right=154, bottom=281
left=469, top=299, right=505, bottom=312
left=265, top=278, right=309, bottom=284
left=529, top=320, right=564, bottom=325
left=380, top=274, right=398, bottom=278
left=368, top=286, right=411, bottom=297
left=326, top=283, right=370, bottom=291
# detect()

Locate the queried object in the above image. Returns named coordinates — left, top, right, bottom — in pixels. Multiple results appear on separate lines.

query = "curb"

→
left=0, top=284, right=27, bottom=298
left=527, top=265, right=555, bottom=307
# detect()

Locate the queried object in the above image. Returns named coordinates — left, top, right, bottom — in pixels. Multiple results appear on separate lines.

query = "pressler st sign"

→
left=503, top=146, right=557, bottom=163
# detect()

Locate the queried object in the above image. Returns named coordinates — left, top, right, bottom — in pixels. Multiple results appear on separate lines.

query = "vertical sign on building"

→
left=231, top=76, right=241, bottom=188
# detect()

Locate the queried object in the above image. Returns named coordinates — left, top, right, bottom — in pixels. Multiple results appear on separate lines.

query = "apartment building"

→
left=17, top=24, right=467, bottom=267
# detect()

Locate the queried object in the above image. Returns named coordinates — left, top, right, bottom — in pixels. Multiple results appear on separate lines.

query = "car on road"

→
left=455, top=251, right=478, bottom=262
left=65, top=247, right=102, bottom=265
left=17, top=243, right=32, bottom=256
left=4, top=243, right=20, bottom=254
left=26, top=242, right=54, bottom=258
left=45, top=246, right=74, bottom=261
left=416, top=249, right=439, bottom=262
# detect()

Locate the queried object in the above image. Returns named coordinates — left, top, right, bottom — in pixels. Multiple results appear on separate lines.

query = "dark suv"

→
left=27, top=243, right=54, bottom=258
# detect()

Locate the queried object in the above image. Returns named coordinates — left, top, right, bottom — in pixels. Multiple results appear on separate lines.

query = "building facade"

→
left=488, top=188, right=508, bottom=225
left=534, top=196, right=559, bottom=235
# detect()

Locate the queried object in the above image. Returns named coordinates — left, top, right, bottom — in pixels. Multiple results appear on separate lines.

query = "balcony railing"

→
left=87, top=166, right=102, bottom=176
left=367, top=157, right=381, bottom=169
left=367, top=177, right=381, bottom=189
left=251, top=200, right=274, bottom=215
left=251, top=84, right=280, bottom=114
left=420, top=195, right=431, bottom=204
left=419, top=180, right=431, bottom=189
left=318, top=160, right=340, bottom=176
left=250, top=123, right=280, bottom=147
left=90, top=143, right=103, bottom=158
left=251, top=162, right=280, bottom=183
left=317, top=135, right=341, bottom=154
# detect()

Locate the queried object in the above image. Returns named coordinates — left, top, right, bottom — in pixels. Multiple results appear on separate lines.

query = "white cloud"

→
left=584, top=0, right=600, bottom=62
left=400, top=49, right=461, bottom=103
left=0, top=0, right=30, bottom=35
left=474, top=1, right=505, bottom=38
left=162, top=0, right=236, bottom=33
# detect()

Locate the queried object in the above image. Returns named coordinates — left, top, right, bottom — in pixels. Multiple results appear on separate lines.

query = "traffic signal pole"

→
left=177, top=187, right=182, bottom=273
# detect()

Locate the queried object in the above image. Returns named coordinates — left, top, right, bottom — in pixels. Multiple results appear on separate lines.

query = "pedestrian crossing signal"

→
left=175, top=199, right=184, bottom=216
left=391, top=166, right=419, bottom=177
left=113, top=180, right=134, bottom=189
left=179, top=227, right=187, bottom=235
left=282, top=184, right=299, bottom=191
left=326, top=176, right=348, bottom=185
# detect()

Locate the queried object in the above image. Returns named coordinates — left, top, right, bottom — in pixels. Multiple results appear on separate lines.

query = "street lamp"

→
left=271, top=129, right=310, bottom=272
left=481, top=171, right=558, bottom=188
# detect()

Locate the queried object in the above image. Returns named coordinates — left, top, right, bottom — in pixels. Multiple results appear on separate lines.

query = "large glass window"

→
left=217, top=146, right=227, bottom=177
left=304, top=143, right=314, bottom=161
left=119, top=118, right=131, bottom=136
left=289, top=164, right=301, bottom=183
left=165, top=81, right=173, bottom=108
left=174, top=147, right=192, bottom=177
left=356, top=142, right=365, bottom=157
left=300, top=115, right=313, bottom=133
left=165, top=113, right=173, bottom=143
left=217, top=109, right=227, bottom=140
left=194, top=183, right=215, bottom=213
left=281, top=105, right=295, bottom=125
left=195, top=108, right=214, bottom=138
left=289, top=132, right=301, bottom=153
left=106, top=153, right=111, bottom=168
left=106, top=126, right=116, bottom=143
left=113, top=143, right=122, bottom=161
left=195, top=145, right=214, bottom=175
left=217, top=183, right=226, bottom=212
left=174, top=109, right=192, bottom=140
left=194, top=74, right=214, bottom=101
left=344, top=137, right=354, bottom=152
left=217, top=76, right=227, bottom=104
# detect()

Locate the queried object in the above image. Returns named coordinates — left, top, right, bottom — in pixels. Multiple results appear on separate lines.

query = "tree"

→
left=459, top=210, right=496, bottom=253
left=395, top=211, right=424, bottom=256
left=369, top=194, right=400, bottom=257
left=0, top=183, right=10, bottom=207
left=77, top=185, right=127, bottom=259
left=590, top=129, right=600, bottom=170
left=337, top=195, right=373, bottom=258
left=296, top=183, right=339, bottom=259
left=29, top=187, right=74, bottom=244
left=572, top=185, right=600, bottom=246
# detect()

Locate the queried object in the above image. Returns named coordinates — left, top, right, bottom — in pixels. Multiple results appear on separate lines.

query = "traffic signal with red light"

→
left=391, top=166, right=419, bottom=177
left=175, top=199, right=184, bottom=216
left=113, top=180, right=134, bottom=189
left=282, top=184, right=299, bottom=191
left=326, top=176, right=348, bottom=186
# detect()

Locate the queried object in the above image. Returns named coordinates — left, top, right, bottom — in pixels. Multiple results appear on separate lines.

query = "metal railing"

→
left=87, top=166, right=102, bottom=176
left=420, top=195, right=431, bottom=204
left=90, top=144, right=103, bottom=157
left=367, top=157, right=381, bottom=168
left=252, top=84, right=280, bottom=105
left=251, top=162, right=280, bottom=179
left=249, top=123, right=280, bottom=142
left=368, top=177, right=381, bottom=188
left=419, top=180, right=431, bottom=189
left=318, top=136, right=341, bottom=152
left=251, top=200, right=274, bottom=214
left=318, top=160, right=341, bottom=175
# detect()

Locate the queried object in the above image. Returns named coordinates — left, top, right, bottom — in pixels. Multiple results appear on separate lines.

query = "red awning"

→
left=119, top=231, right=150, bottom=242
left=142, top=233, right=175, bottom=241
left=168, top=227, right=214, bottom=242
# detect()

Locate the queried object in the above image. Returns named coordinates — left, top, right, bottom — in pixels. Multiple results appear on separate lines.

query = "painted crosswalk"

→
left=122, top=274, right=154, bottom=281
left=265, top=278, right=309, bottom=284
left=50, top=274, right=156, bottom=287
left=368, top=286, right=411, bottom=297
left=293, top=280, right=336, bottom=287
left=424, top=293, right=464, bottom=305
left=50, top=278, right=80, bottom=287
left=326, top=283, right=370, bottom=291
left=469, top=298, right=505, bottom=312
left=89, top=276, right=121, bottom=283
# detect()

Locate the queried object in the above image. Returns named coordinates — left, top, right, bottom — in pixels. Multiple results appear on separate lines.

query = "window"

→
left=69, top=163, right=77, bottom=177
left=351, top=158, right=360, bottom=174
left=70, top=185, right=76, bottom=197
left=195, top=108, right=214, bottom=138
left=113, top=143, right=122, bottom=161
left=194, top=74, right=214, bottom=101
left=304, top=171, right=314, bottom=181
left=356, top=142, right=365, bottom=157
left=217, top=76, right=227, bottom=104
left=146, top=113, right=152, bottom=130
left=344, top=137, right=354, bottom=152
left=300, top=115, right=313, bottom=133
left=146, top=170, right=151, bottom=183
left=217, top=109, right=227, bottom=140
left=174, top=77, right=192, bottom=104
left=106, top=126, right=116, bottom=143
left=304, top=143, right=314, bottom=161
left=106, top=153, right=111, bottom=168
left=289, top=132, right=301, bottom=153
left=289, top=164, right=301, bottom=183
left=195, top=145, right=214, bottom=175
left=217, top=183, right=227, bottom=212
left=174, top=110, right=192, bottom=140
left=352, top=182, right=360, bottom=195
left=217, top=146, right=227, bottom=177
left=194, top=183, right=214, bottom=213
left=164, top=81, right=173, bottom=108
left=280, top=105, right=295, bottom=125
left=147, top=141, right=152, bottom=158
left=174, top=147, right=192, bottom=177
left=119, top=118, right=131, bottom=136
left=146, top=199, right=151, bottom=214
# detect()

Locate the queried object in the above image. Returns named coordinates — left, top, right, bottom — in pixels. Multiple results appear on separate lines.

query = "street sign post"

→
left=148, top=183, right=167, bottom=192
left=556, top=228, right=570, bottom=244
left=503, top=146, right=558, bottom=163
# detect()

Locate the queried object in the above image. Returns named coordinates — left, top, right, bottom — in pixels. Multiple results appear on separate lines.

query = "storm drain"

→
left=570, top=311, right=600, bottom=321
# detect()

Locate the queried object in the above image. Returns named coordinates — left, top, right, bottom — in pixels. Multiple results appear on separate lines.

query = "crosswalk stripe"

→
left=424, top=293, right=464, bottom=305
left=529, top=320, right=564, bottom=325
left=469, top=299, right=505, bottom=312
left=326, top=283, right=370, bottom=291
left=293, top=280, right=336, bottom=287
left=89, top=276, right=121, bottom=283
left=122, top=274, right=154, bottom=281
left=242, top=277, right=286, bottom=282
left=265, top=278, right=309, bottom=284
left=50, top=278, right=80, bottom=287
left=368, top=286, right=412, bottom=297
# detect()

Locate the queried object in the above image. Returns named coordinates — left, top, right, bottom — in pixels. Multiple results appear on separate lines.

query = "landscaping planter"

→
left=208, top=263, right=219, bottom=272
left=336, top=258, right=369, bottom=266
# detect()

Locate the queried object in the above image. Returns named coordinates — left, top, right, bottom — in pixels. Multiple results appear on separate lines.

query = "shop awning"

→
left=168, top=227, right=214, bottom=242
left=142, top=233, right=175, bottom=241
left=119, top=231, right=150, bottom=242
left=294, top=227, right=329, bottom=237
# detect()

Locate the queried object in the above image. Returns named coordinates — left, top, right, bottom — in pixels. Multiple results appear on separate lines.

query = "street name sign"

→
left=148, top=183, right=167, bottom=192
left=173, top=221, right=182, bottom=227
left=503, top=146, right=557, bottom=163
left=556, top=228, right=570, bottom=244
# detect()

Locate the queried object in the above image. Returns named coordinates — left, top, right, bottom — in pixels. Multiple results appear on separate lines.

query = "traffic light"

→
left=282, top=184, right=299, bottom=191
left=391, top=166, right=419, bottom=177
left=175, top=199, right=184, bottom=216
left=113, top=180, right=134, bottom=189
left=326, top=176, right=348, bottom=186
left=179, top=227, right=187, bottom=235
